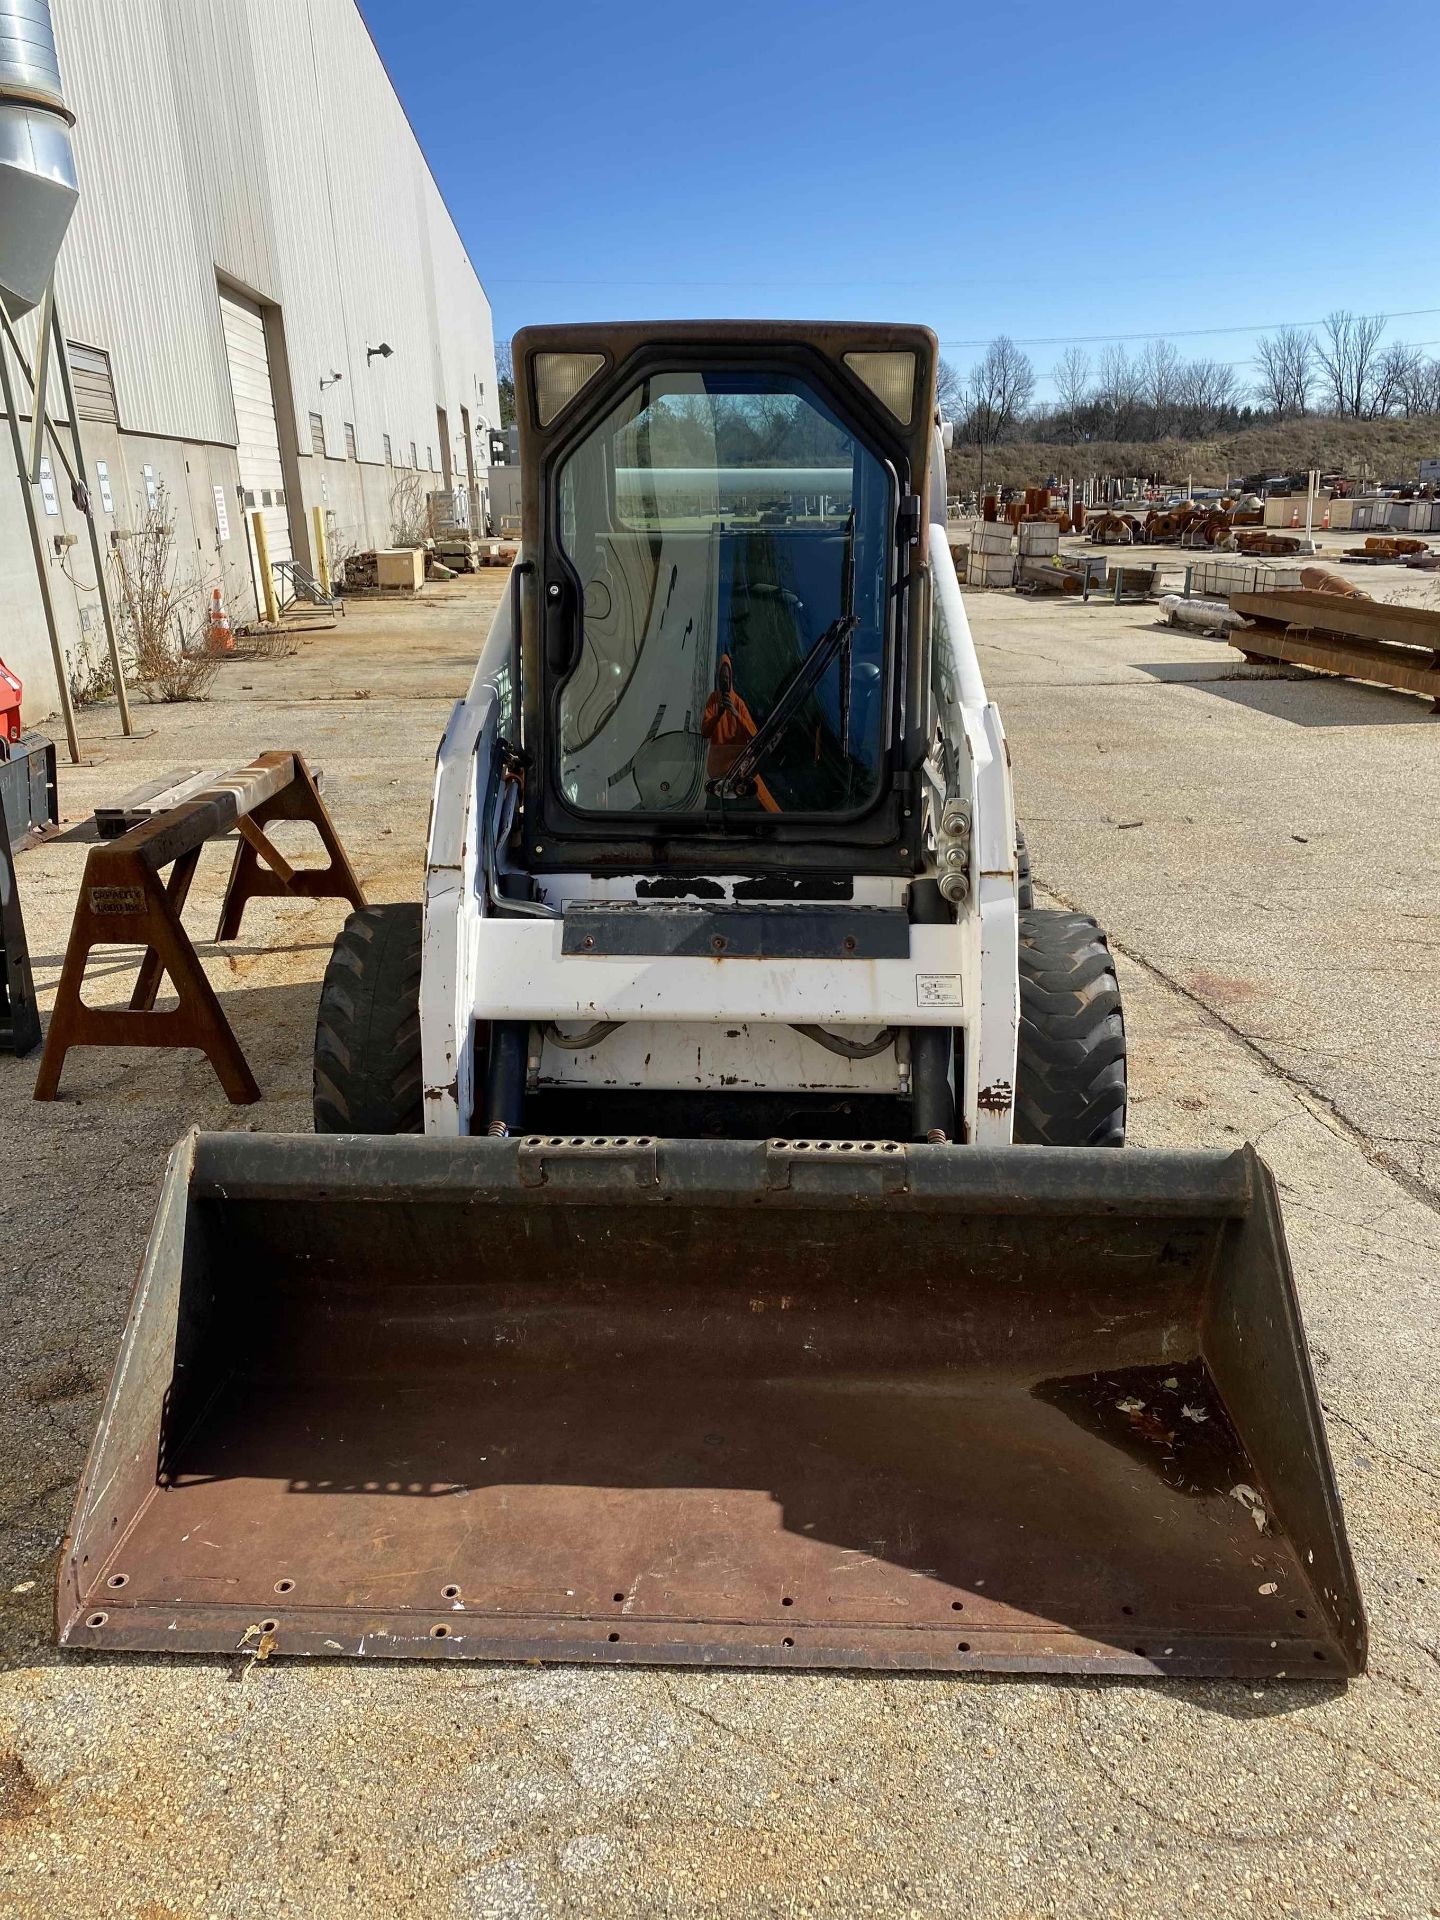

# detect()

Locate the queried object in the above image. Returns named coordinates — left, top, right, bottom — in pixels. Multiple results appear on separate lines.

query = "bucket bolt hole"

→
left=106, top=1573, right=129, bottom=1590
left=430, top=1623, right=451, bottom=1638
left=441, top=1584, right=460, bottom=1600
left=273, top=1579, right=295, bottom=1595
left=86, top=1611, right=108, bottom=1629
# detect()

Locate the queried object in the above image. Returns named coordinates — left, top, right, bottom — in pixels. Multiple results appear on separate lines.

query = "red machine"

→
left=0, top=658, right=21, bottom=745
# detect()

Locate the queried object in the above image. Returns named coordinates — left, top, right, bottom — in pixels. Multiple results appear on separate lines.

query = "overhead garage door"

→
left=219, top=286, right=292, bottom=609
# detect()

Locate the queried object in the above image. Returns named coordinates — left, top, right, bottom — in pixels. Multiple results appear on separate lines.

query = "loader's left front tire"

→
left=1013, top=909, right=1126, bottom=1147
left=313, top=902, right=424, bottom=1134
left=1015, top=826, right=1035, bottom=911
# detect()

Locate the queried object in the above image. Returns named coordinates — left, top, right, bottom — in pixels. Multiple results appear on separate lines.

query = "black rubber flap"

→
left=560, top=902, right=910, bottom=959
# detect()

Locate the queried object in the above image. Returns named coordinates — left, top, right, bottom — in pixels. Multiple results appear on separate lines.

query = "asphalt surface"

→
left=1, top=563, right=1437, bottom=1918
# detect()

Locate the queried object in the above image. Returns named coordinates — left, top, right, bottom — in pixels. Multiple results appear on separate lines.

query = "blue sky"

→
left=360, top=0, right=1440, bottom=397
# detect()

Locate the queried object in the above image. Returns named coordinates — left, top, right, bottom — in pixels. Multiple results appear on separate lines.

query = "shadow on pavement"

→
left=1134, top=661, right=1434, bottom=727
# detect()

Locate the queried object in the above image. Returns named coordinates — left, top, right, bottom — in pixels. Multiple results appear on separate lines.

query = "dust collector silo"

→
left=0, top=0, right=78, bottom=319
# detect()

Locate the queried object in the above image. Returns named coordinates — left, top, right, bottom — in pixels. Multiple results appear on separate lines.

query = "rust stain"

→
left=977, top=1080, right=1013, bottom=1112
left=1188, top=972, right=1260, bottom=1004
left=0, top=1751, right=45, bottom=1824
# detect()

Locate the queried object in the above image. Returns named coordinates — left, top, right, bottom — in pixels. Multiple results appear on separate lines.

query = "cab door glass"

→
left=554, top=371, right=892, bottom=817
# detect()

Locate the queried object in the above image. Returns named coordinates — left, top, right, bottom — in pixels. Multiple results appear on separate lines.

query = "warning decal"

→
left=916, top=973, right=964, bottom=1009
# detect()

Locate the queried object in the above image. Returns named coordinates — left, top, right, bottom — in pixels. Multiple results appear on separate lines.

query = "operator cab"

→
left=515, top=322, right=936, bottom=872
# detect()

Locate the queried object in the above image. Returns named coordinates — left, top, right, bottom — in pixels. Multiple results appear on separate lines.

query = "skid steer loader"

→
left=61, top=323, right=1364, bottom=1678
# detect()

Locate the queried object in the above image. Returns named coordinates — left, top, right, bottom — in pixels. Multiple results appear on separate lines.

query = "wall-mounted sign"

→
left=95, top=460, right=114, bottom=514
left=213, top=484, right=230, bottom=540
left=38, top=456, right=59, bottom=516
left=143, top=464, right=158, bottom=510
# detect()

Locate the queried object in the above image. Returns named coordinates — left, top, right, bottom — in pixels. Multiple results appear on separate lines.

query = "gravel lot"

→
left=1, top=562, right=1436, bottom=1918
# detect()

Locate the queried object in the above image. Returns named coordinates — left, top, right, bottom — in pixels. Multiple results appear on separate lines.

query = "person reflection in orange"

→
left=702, top=655, right=780, bottom=812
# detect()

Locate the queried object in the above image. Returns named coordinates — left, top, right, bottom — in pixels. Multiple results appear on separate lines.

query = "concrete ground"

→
left=1, top=566, right=1437, bottom=1918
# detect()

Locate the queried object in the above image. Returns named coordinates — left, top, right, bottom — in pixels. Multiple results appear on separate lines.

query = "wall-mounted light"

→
left=320, top=369, right=344, bottom=389
left=366, top=342, right=393, bottom=365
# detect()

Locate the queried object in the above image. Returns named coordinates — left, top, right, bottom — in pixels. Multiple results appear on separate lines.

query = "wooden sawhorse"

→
left=35, top=751, right=366, bottom=1104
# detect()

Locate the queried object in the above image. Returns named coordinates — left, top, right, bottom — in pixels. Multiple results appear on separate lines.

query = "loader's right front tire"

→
left=313, top=902, right=424, bottom=1134
left=1013, top=909, right=1126, bottom=1147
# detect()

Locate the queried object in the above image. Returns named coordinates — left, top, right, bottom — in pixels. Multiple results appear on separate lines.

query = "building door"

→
left=219, top=285, right=292, bottom=612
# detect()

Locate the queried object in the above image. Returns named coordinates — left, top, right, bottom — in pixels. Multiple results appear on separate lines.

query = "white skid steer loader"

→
left=61, top=323, right=1364, bottom=1680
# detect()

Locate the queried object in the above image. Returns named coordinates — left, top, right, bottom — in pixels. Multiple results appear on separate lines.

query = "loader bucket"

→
left=60, top=1133, right=1364, bottom=1678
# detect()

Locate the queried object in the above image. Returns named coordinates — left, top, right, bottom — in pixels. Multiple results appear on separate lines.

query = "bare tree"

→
left=1397, top=353, right=1440, bottom=417
left=935, top=356, right=964, bottom=420
left=1138, top=338, right=1181, bottom=439
left=964, top=335, right=1036, bottom=493
left=108, top=492, right=216, bottom=702
left=1095, top=343, right=1144, bottom=439
left=1052, top=346, right=1091, bottom=443
left=495, top=339, right=515, bottom=428
left=1253, top=326, right=1316, bottom=417
left=1176, top=359, right=1241, bottom=435
left=1315, top=310, right=1387, bottom=417
left=389, top=467, right=432, bottom=546
left=1374, top=340, right=1424, bottom=417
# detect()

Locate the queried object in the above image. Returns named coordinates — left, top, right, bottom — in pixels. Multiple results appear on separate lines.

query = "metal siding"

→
left=48, top=0, right=233, bottom=442
left=31, top=0, right=495, bottom=471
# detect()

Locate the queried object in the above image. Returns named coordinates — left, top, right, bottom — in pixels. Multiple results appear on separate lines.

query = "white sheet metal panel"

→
left=537, top=1021, right=904, bottom=1093
left=45, top=0, right=235, bottom=447
left=159, top=0, right=281, bottom=309
left=27, top=0, right=496, bottom=464
left=219, top=286, right=291, bottom=575
left=469, top=920, right=972, bottom=1028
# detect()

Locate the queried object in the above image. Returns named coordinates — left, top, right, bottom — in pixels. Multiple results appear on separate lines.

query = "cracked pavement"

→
left=2, top=560, right=1438, bottom=1917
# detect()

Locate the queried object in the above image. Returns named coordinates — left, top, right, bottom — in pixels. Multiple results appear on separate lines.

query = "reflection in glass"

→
left=556, top=372, right=891, bottom=817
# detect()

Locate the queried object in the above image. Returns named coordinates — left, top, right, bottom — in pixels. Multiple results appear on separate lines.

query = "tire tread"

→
left=1013, top=909, right=1127, bottom=1147
left=313, top=902, right=424, bottom=1134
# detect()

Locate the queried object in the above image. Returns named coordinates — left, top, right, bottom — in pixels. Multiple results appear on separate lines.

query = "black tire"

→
left=1014, top=909, right=1126, bottom=1147
left=313, top=903, right=424, bottom=1134
left=1015, top=826, right=1035, bottom=912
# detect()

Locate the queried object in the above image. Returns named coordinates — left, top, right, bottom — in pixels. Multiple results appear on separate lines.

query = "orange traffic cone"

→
left=206, top=586, right=234, bottom=654
left=1322, top=507, right=1330, bottom=529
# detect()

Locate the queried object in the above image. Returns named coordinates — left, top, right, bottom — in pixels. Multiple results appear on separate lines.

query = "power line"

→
left=938, top=306, right=1440, bottom=353
left=494, top=307, right=1440, bottom=358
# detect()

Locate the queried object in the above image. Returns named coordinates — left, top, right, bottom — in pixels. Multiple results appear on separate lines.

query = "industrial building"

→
left=0, top=0, right=499, bottom=725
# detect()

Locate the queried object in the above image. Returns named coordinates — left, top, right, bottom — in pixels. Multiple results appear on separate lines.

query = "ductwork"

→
left=0, top=0, right=78, bottom=320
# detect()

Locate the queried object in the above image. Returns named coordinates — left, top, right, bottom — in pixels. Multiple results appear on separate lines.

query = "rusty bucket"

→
left=60, top=1133, right=1364, bottom=1678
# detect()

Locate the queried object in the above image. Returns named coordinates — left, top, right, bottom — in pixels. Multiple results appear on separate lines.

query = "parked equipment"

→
left=0, top=796, right=39, bottom=1056
left=63, top=322, right=1364, bottom=1679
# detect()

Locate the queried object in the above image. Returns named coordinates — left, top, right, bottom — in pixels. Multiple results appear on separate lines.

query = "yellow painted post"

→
left=249, top=508, right=279, bottom=624
left=311, top=503, right=331, bottom=596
